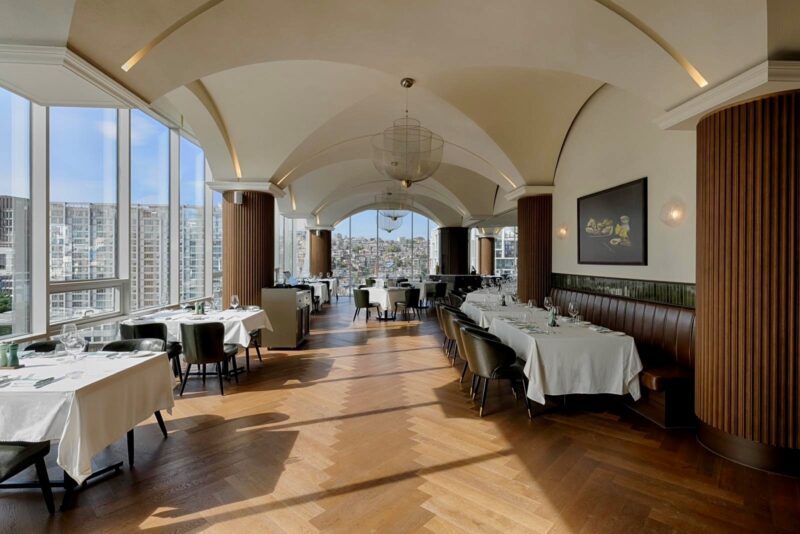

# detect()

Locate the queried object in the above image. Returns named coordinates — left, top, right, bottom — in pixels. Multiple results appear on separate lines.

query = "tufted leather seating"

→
left=549, top=288, right=696, bottom=428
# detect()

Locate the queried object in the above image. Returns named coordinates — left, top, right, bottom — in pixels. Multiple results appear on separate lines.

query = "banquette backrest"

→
left=549, top=288, right=696, bottom=370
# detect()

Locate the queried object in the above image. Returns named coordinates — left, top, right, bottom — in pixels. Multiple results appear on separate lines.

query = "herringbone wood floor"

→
left=3, top=301, right=799, bottom=533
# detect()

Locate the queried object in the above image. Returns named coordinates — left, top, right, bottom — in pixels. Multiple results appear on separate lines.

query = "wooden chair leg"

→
left=179, top=363, right=191, bottom=396
left=34, top=458, right=54, bottom=514
left=154, top=410, right=168, bottom=438
left=127, top=429, right=134, bottom=468
left=217, top=362, right=225, bottom=396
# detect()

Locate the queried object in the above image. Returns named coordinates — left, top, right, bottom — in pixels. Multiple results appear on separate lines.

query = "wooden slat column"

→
left=438, top=227, right=469, bottom=274
left=309, top=229, right=332, bottom=276
left=696, top=91, right=800, bottom=475
left=478, top=237, right=495, bottom=275
left=517, top=195, right=552, bottom=304
left=222, top=191, right=274, bottom=307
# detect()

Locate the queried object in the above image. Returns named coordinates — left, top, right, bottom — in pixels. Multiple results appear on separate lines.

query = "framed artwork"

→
left=577, top=177, right=647, bottom=265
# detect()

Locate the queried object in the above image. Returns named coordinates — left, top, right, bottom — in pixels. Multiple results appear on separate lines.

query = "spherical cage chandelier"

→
left=371, top=78, right=444, bottom=189
left=378, top=190, right=409, bottom=220
left=378, top=214, right=403, bottom=233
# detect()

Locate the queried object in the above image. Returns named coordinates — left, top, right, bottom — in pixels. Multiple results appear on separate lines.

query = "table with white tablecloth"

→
left=318, top=278, right=339, bottom=300
left=308, top=282, right=330, bottom=304
left=366, top=287, right=407, bottom=316
left=412, top=281, right=437, bottom=302
left=125, top=308, right=272, bottom=347
left=460, top=301, right=531, bottom=328
left=0, top=352, right=175, bottom=483
left=488, top=312, right=642, bottom=405
left=464, top=290, right=504, bottom=305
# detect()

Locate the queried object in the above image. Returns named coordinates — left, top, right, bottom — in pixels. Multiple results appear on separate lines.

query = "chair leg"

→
left=353, top=307, right=359, bottom=322
left=245, top=346, right=251, bottom=372
left=511, top=380, right=519, bottom=401
left=172, top=356, right=183, bottom=384
left=231, top=355, right=239, bottom=384
left=460, top=361, right=469, bottom=383
left=522, top=379, right=533, bottom=419
left=179, top=363, right=191, bottom=396
left=34, top=458, right=54, bottom=514
left=127, top=429, right=134, bottom=468
left=472, top=376, right=481, bottom=399
left=202, top=364, right=206, bottom=384
left=217, top=362, right=225, bottom=396
left=154, top=410, right=168, bottom=439
left=480, top=378, right=490, bottom=417
left=255, top=342, right=263, bottom=363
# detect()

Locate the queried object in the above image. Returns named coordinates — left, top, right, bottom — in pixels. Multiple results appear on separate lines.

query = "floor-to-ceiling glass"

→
left=0, top=87, right=31, bottom=337
left=211, top=191, right=223, bottom=305
left=179, top=137, right=205, bottom=301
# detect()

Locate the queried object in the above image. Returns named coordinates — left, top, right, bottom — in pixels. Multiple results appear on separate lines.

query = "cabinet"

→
left=261, top=288, right=311, bottom=348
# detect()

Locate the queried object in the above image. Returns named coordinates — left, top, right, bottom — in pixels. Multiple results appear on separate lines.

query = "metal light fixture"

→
left=556, top=225, right=569, bottom=240
left=378, top=190, right=409, bottom=220
left=378, top=214, right=403, bottom=233
left=371, top=78, right=444, bottom=189
left=660, top=197, right=687, bottom=227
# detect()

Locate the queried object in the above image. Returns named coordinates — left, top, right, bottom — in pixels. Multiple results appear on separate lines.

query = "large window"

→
left=179, top=137, right=205, bottom=302
left=211, top=190, right=223, bottom=304
left=0, top=88, right=31, bottom=338
left=130, top=110, right=170, bottom=310
left=49, top=107, right=118, bottom=322
left=496, top=227, right=518, bottom=275
left=330, top=209, right=437, bottom=296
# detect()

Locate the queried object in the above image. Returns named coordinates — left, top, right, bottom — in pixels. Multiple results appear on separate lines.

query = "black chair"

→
left=246, top=329, right=263, bottom=371
left=101, top=338, right=170, bottom=466
left=24, top=340, right=59, bottom=353
left=454, top=323, right=498, bottom=392
left=460, top=327, right=531, bottom=418
left=353, top=289, right=380, bottom=321
left=433, top=282, right=447, bottom=304
left=179, top=322, right=239, bottom=396
left=0, top=441, right=54, bottom=514
left=365, top=278, right=376, bottom=288
left=121, top=322, right=183, bottom=384
left=394, top=288, right=422, bottom=321
left=441, top=307, right=471, bottom=364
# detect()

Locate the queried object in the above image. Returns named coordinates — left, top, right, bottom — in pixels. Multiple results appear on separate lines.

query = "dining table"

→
left=464, top=289, right=504, bottom=305
left=0, top=350, right=175, bottom=499
left=124, top=307, right=272, bottom=346
left=412, top=281, right=437, bottom=303
left=487, top=310, right=643, bottom=405
left=308, top=282, right=330, bottom=304
left=460, top=301, right=531, bottom=328
left=318, top=278, right=339, bottom=300
left=366, top=287, right=407, bottom=319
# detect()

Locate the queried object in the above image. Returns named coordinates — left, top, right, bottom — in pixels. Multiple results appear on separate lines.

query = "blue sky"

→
left=0, top=88, right=31, bottom=198
left=131, top=109, right=169, bottom=205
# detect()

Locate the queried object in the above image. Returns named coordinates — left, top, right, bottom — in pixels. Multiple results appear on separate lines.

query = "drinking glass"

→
left=527, top=299, right=537, bottom=308
left=543, top=297, right=552, bottom=311
left=568, top=302, right=579, bottom=322
left=230, top=294, right=240, bottom=310
left=63, top=334, right=86, bottom=361
left=61, top=323, right=78, bottom=338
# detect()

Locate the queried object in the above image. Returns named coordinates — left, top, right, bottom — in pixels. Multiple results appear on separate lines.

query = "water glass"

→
left=230, top=294, right=240, bottom=310
left=543, top=297, right=552, bottom=311
left=568, top=302, right=579, bottom=322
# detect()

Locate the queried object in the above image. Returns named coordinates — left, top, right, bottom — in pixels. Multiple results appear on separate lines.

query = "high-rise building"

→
left=0, top=196, right=30, bottom=336
left=179, top=205, right=205, bottom=301
left=130, top=204, right=170, bottom=309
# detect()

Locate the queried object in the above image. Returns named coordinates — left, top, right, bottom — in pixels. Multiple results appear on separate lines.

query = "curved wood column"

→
left=478, top=237, right=495, bottom=275
left=517, top=195, right=552, bottom=304
left=438, top=227, right=469, bottom=274
left=222, top=191, right=274, bottom=307
left=696, top=91, right=800, bottom=475
left=309, top=229, right=332, bottom=276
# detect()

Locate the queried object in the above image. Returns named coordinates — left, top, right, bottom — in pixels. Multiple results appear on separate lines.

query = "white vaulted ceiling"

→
left=2, top=0, right=796, bottom=226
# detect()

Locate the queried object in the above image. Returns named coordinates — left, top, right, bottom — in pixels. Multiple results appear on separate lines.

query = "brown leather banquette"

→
left=550, top=288, right=696, bottom=428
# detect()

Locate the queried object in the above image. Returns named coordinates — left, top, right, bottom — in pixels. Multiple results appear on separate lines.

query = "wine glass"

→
left=543, top=297, right=552, bottom=311
left=60, top=323, right=77, bottom=338
left=63, top=334, right=86, bottom=361
left=568, top=302, right=579, bottom=322
left=230, top=294, right=240, bottom=310
left=527, top=299, right=537, bottom=308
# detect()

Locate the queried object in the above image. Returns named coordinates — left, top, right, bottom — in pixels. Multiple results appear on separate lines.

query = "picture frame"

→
left=577, top=177, right=647, bottom=265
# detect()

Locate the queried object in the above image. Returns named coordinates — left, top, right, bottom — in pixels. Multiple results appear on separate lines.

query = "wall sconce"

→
left=556, top=225, right=569, bottom=240
left=660, top=197, right=687, bottom=227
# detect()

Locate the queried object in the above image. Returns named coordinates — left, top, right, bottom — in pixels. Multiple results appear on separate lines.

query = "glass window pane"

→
left=293, top=219, right=308, bottom=277
left=49, top=288, right=119, bottom=323
left=332, top=217, right=350, bottom=296
left=212, top=190, right=223, bottom=302
left=378, top=212, right=412, bottom=279
left=349, top=210, right=377, bottom=284
left=0, top=88, right=31, bottom=338
left=130, top=110, right=170, bottom=309
left=49, top=107, right=118, bottom=282
left=179, top=137, right=205, bottom=301
left=496, top=226, right=518, bottom=275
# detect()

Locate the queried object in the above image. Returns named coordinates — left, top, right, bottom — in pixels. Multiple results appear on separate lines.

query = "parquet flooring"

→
left=2, top=301, right=799, bottom=533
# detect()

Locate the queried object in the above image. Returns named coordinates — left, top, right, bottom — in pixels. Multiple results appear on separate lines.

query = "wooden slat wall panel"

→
left=478, top=237, right=495, bottom=275
left=309, top=230, right=332, bottom=275
left=222, top=191, right=274, bottom=307
left=517, top=195, right=552, bottom=304
left=696, top=91, right=800, bottom=450
left=438, top=227, right=469, bottom=274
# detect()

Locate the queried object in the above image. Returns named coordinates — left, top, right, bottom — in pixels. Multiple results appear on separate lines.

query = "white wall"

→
left=552, top=86, right=696, bottom=283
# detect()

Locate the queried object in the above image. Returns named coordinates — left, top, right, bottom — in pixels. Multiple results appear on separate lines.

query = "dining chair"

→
left=455, top=323, right=498, bottom=393
left=441, top=307, right=471, bottom=364
left=353, top=289, right=380, bottom=322
left=246, top=329, right=263, bottom=371
left=24, top=340, right=59, bottom=353
left=460, top=328, right=531, bottom=418
left=433, top=282, right=447, bottom=305
left=179, top=322, right=239, bottom=396
left=393, top=288, right=422, bottom=321
left=120, top=322, right=183, bottom=384
left=100, top=338, right=169, bottom=466
left=366, top=278, right=376, bottom=288
left=0, top=441, right=54, bottom=514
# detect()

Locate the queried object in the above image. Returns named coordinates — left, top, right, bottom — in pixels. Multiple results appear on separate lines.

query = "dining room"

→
left=2, top=1, right=800, bottom=532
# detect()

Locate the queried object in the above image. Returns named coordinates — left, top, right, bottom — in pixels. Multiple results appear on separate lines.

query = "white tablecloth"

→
left=465, top=290, right=504, bottom=304
left=413, top=281, right=437, bottom=299
left=308, top=282, right=330, bottom=303
left=126, top=309, right=272, bottom=347
left=460, top=302, right=531, bottom=328
left=489, top=313, right=642, bottom=405
left=319, top=278, right=339, bottom=299
left=0, top=352, right=175, bottom=483
left=366, top=287, right=407, bottom=314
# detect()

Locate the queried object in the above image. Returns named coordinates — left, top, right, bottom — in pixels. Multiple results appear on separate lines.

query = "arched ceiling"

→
left=6, top=0, right=795, bottom=226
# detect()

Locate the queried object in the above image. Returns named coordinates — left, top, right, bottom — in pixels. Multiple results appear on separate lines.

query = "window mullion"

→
left=169, top=129, right=180, bottom=304
left=117, top=109, right=130, bottom=315
left=30, top=102, right=48, bottom=334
